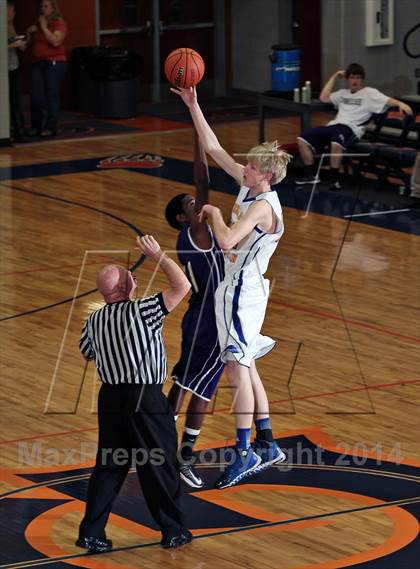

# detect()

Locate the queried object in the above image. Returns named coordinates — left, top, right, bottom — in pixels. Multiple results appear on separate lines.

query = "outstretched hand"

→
left=399, top=102, right=413, bottom=115
left=9, top=39, right=27, bottom=50
left=135, top=235, right=162, bottom=260
left=170, top=85, right=197, bottom=107
left=198, top=204, right=218, bottom=223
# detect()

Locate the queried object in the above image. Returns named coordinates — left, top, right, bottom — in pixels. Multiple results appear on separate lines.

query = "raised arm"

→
left=193, top=127, right=209, bottom=211
left=38, top=16, right=66, bottom=47
left=319, top=70, right=345, bottom=103
left=188, top=128, right=213, bottom=248
left=171, top=86, right=244, bottom=184
left=136, top=235, right=191, bottom=312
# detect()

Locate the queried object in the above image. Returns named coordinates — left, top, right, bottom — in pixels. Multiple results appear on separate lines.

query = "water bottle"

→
left=305, top=80, right=312, bottom=102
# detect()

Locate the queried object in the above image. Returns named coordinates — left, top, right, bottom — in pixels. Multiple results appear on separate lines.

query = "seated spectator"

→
left=27, top=0, right=67, bottom=137
left=295, top=63, right=413, bottom=190
left=8, top=1, right=27, bottom=143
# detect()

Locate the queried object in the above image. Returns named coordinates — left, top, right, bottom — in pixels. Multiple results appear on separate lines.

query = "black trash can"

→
left=70, top=47, right=143, bottom=118
left=90, top=49, right=143, bottom=118
left=70, top=47, right=102, bottom=114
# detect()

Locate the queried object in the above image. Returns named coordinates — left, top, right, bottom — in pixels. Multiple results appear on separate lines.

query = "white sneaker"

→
left=179, top=463, right=204, bottom=488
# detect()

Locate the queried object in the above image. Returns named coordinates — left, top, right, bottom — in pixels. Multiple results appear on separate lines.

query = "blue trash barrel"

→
left=270, top=44, right=300, bottom=92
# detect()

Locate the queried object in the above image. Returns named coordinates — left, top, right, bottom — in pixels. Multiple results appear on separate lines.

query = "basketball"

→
left=164, top=48, right=205, bottom=88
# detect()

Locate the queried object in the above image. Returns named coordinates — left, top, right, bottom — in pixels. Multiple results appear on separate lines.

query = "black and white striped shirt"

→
left=79, top=293, right=168, bottom=385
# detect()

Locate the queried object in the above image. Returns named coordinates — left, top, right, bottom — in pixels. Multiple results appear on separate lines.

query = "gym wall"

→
left=322, top=0, right=419, bottom=97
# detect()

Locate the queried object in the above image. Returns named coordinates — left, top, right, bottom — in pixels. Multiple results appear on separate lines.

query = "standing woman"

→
left=27, top=0, right=67, bottom=137
left=8, top=1, right=27, bottom=143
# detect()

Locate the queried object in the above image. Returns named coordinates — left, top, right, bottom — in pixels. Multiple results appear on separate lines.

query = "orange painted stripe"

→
left=23, top=484, right=420, bottom=569
left=303, top=427, right=420, bottom=468
left=208, top=485, right=419, bottom=564
left=0, top=472, right=72, bottom=499
left=194, top=488, right=332, bottom=534
left=1, top=426, right=419, bottom=483
left=196, top=489, right=285, bottom=522
left=289, top=501, right=419, bottom=569
left=25, top=500, right=158, bottom=569
left=7, top=487, right=69, bottom=500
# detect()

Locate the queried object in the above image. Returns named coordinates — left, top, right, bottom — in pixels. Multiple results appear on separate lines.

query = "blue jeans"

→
left=31, top=60, right=67, bottom=132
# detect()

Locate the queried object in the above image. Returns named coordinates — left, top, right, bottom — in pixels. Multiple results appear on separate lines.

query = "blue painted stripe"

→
left=0, top=153, right=419, bottom=236
left=0, top=157, right=103, bottom=181
left=232, top=271, right=247, bottom=346
left=0, top=154, right=240, bottom=195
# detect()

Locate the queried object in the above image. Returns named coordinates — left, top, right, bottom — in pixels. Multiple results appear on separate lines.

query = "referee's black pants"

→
left=79, top=384, right=187, bottom=540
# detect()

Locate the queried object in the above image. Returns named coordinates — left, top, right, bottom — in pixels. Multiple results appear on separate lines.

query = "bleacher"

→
left=345, top=109, right=420, bottom=193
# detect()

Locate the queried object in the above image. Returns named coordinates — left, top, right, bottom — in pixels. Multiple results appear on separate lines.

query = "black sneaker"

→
left=295, top=174, right=320, bottom=185
left=75, top=536, right=113, bottom=553
left=179, top=463, right=204, bottom=488
left=329, top=180, right=342, bottom=191
left=161, top=530, right=192, bottom=548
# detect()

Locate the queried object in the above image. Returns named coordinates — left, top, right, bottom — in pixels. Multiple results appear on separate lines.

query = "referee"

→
left=76, top=235, right=192, bottom=553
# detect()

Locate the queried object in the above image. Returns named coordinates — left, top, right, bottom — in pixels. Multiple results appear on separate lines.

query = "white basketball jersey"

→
left=224, top=186, right=284, bottom=280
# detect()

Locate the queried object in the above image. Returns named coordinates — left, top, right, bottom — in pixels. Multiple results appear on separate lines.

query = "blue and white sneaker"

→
left=215, top=447, right=262, bottom=489
left=252, top=440, right=287, bottom=474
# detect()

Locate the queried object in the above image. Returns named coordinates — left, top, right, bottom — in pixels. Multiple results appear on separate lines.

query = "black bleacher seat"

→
left=374, top=115, right=420, bottom=191
left=345, top=110, right=419, bottom=191
left=348, top=110, right=412, bottom=154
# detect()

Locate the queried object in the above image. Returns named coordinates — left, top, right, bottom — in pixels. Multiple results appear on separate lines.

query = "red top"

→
left=31, top=19, right=67, bottom=62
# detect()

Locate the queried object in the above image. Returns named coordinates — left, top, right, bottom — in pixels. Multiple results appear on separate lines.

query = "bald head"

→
left=97, top=264, right=136, bottom=303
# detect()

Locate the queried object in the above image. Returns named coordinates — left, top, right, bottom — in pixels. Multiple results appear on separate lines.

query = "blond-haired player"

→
left=172, top=86, right=290, bottom=488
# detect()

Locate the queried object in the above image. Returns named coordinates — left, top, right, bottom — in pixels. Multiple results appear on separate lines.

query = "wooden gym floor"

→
left=0, top=112, right=419, bottom=568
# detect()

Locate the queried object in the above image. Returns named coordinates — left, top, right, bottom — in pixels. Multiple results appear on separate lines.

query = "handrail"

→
left=99, top=21, right=214, bottom=37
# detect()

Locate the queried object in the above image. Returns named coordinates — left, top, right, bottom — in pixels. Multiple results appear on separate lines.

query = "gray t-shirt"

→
left=328, top=87, right=389, bottom=138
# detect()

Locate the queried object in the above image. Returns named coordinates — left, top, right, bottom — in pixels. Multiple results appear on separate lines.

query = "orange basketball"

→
left=164, top=48, right=205, bottom=89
